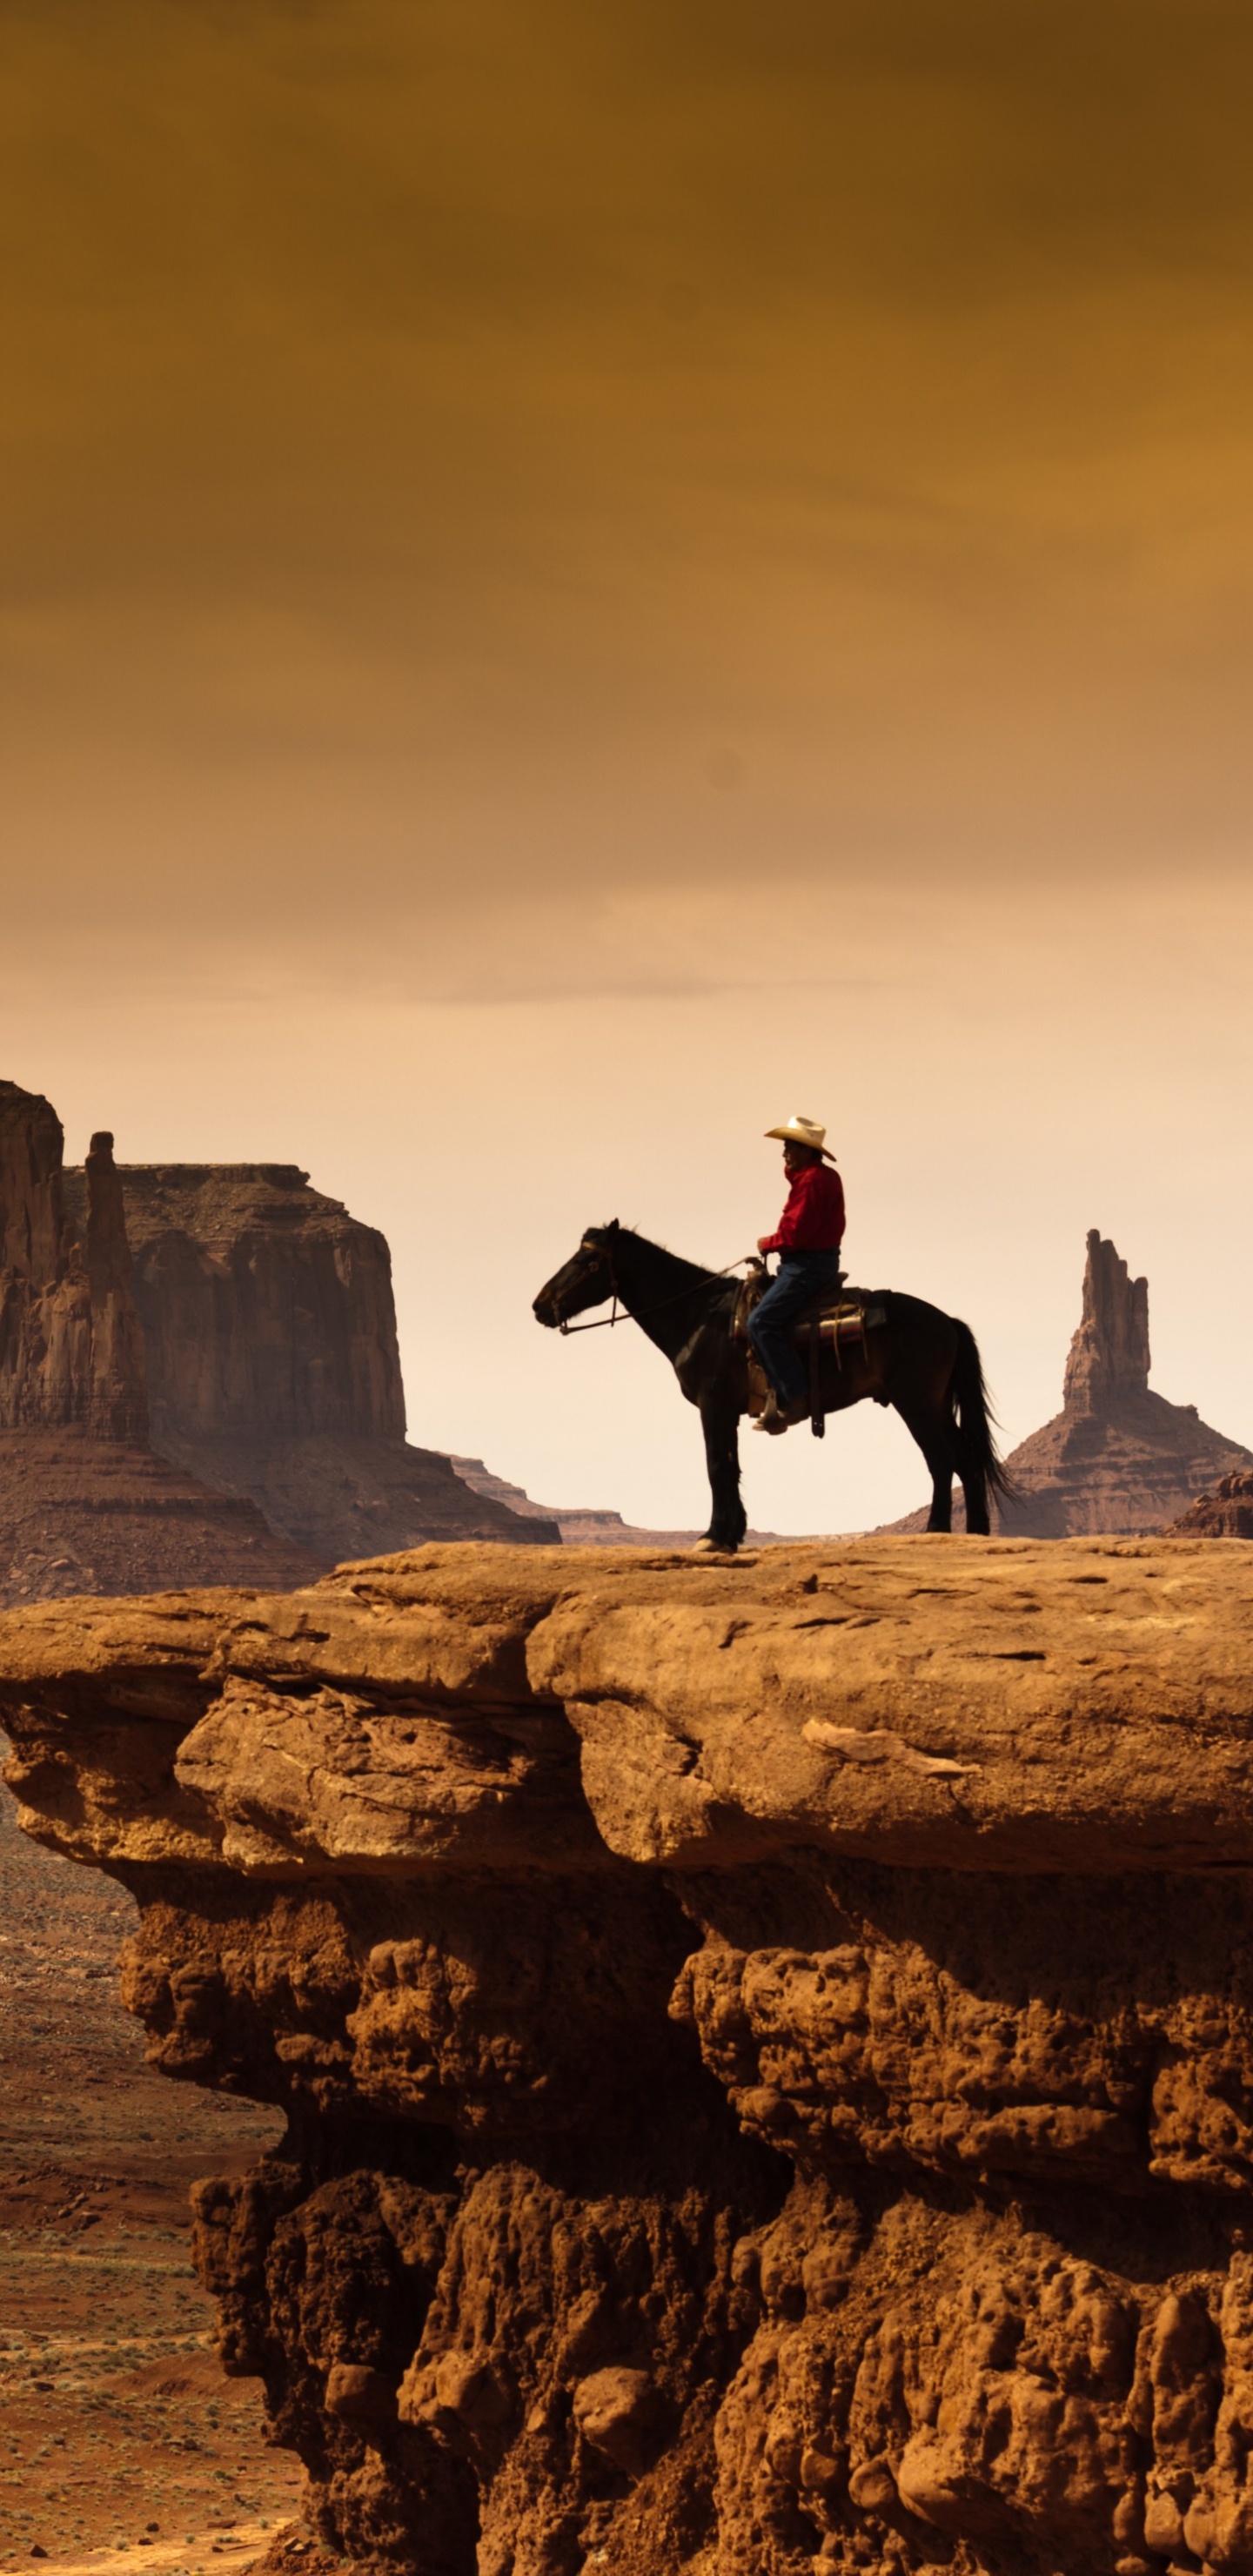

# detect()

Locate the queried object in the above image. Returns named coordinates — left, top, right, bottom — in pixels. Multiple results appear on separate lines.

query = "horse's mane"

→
left=593, top=1222, right=723, bottom=1293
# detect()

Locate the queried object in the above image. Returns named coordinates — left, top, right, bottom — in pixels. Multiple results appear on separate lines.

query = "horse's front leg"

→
left=699, top=1392, right=747, bottom=1553
left=895, top=1399, right=955, bottom=1533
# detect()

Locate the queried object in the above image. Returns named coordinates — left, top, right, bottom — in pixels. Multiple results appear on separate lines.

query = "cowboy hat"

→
left=764, top=1114, right=837, bottom=1162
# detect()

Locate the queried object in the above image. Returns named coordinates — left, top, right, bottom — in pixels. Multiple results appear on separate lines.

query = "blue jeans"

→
left=747, top=1251, right=843, bottom=1406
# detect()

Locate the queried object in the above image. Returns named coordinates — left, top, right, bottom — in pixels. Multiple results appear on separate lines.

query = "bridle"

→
left=554, top=1236, right=756, bottom=1335
left=555, top=1238, right=639, bottom=1334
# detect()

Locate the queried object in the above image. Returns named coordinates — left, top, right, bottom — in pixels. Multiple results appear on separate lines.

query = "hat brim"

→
left=765, top=1126, right=837, bottom=1161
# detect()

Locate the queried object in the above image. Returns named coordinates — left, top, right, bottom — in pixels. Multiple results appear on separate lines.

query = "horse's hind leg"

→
left=925, top=1456, right=955, bottom=1533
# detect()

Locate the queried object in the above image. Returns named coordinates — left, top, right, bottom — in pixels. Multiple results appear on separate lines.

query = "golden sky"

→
left=2, top=1, right=1251, bottom=1524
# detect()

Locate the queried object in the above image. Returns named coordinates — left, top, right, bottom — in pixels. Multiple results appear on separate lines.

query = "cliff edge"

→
left=5, top=1537, right=1253, bottom=2575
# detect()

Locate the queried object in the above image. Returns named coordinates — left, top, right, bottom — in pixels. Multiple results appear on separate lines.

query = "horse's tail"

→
left=949, top=1320, right=1015, bottom=1533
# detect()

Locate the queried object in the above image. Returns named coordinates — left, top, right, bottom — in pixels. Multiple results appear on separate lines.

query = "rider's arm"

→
left=759, top=1172, right=801, bottom=1253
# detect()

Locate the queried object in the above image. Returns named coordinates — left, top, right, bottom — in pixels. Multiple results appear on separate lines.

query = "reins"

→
left=557, top=1247, right=757, bottom=1335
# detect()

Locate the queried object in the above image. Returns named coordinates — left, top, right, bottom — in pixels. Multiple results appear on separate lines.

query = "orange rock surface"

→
left=1168, top=1471, right=1253, bottom=1540
left=0, top=1082, right=327, bottom=1602
left=4, top=1536, right=1253, bottom=2575
left=1, top=1079, right=557, bottom=1607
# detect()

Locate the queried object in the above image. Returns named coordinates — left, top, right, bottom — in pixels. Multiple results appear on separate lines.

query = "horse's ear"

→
left=606, top=1218, right=620, bottom=1238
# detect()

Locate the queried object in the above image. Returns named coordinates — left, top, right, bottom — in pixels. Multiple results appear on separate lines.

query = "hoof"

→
left=691, top=1537, right=737, bottom=1556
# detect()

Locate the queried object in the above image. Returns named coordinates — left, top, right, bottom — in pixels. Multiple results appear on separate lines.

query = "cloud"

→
left=2, top=0, right=1252, bottom=966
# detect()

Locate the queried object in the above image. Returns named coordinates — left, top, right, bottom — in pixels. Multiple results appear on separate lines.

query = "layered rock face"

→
left=82, top=1164, right=408, bottom=1450
left=1168, top=1473, right=1253, bottom=1540
left=1062, top=1231, right=1151, bottom=1412
left=0, top=1084, right=322, bottom=1602
left=1001, top=1233, right=1253, bottom=1535
left=1, top=1083, right=148, bottom=1441
left=64, top=1163, right=558, bottom=1558
left=6, top=1537, right=1253, bottom=2575
left=0, top=1432, right=326, bottom=1606
left=890, top=1231, right=1252, bottom=1536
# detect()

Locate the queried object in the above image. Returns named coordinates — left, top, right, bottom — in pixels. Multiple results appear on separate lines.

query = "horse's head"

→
left=533, top=1222, right=621, bottom=1330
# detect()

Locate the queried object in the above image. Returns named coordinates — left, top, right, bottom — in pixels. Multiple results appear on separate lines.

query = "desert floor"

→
left=0, top=1774, right=332, bottom=2576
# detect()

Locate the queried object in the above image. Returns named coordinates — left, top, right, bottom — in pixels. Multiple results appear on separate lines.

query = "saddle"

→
left=733, top=1262, right=888, bottom=1437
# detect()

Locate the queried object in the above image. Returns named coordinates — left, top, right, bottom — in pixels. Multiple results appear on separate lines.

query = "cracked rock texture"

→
left=4, top=1534, right=1253, bottom=2576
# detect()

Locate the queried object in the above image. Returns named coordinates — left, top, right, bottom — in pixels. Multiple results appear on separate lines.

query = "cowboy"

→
left=747, top=1115, right=846, bottom=1434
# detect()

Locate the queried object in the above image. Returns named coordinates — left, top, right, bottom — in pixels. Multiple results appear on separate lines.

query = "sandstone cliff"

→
left=6, top=1537, right=1253, bottom=2575
left=0, top=1432, right=328, bottom=1607
left=0, top=1084, right=324, bottom=1602
left=1166, top=1472, right=1253, bottom=1540
left=889, top=1231, right=1252, bottom=1536
left=1, top=1083, right=148, bottom=1442
left=64, top=1162, right=559, bottom=1558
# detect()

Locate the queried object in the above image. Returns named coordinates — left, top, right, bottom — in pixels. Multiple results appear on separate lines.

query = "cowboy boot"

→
left=753, top=1391, right=792, bottom=1435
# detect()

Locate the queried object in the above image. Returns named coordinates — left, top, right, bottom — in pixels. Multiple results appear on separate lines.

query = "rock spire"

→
left=1062, top=1228, right=1150, bottom=1413
left=1, top=1075, right=557, bottom=1601
left=0, top=1083, right=148, bottom=1439
left=885, top=1228, right=1252, bottom=1537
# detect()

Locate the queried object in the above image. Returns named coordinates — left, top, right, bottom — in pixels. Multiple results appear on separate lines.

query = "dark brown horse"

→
left=533, top=1223, right=1010, bottom=1551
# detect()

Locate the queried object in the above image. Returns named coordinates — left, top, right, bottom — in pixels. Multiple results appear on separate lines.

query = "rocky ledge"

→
left=3, top=1536, right=1253, bottom=2576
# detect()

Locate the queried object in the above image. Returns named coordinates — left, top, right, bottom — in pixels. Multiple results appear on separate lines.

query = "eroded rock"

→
left=1168, top=1470, right=1253, bottom=1540
left=5, top=1534, right=1253, bottom=2574
left=77, top=1159, right=562, bottom=1556
left=888, top=1229, right=1253, bottom=1537
left=0, top=1086, right=147, bottom=1441
left=0, top=1083, right=329, bottom=1600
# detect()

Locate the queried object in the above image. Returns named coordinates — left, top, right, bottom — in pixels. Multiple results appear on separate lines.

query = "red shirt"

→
left=761, top=1162, right=845, bottom=1253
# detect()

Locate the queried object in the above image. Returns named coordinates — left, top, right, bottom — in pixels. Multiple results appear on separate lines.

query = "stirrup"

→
left=753, top=1393, right=792, bottom=1436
